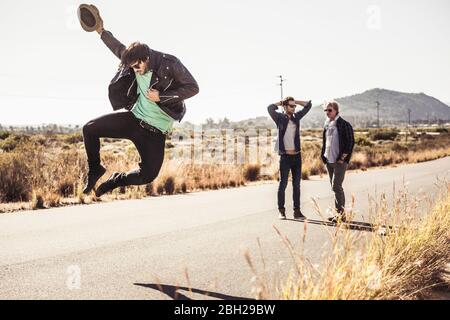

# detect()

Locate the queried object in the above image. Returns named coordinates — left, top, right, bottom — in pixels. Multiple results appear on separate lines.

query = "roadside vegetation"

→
left=245, top=182, right=450, bottom=300
left=0, top=127, right=449, bottom=212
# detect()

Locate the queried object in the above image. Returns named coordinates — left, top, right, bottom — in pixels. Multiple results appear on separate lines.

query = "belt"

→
left=138, top=120, right=166, bottom=136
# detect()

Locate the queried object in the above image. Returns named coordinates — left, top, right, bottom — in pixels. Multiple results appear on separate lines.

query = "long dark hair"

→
left=119, top=42, right=151, bottom=69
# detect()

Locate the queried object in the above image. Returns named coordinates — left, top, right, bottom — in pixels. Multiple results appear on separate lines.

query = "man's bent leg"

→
left=82, top=112, right=137, bottom=168
left=121, top=129, right=166, bottom=186
left=82, top=112, right=138, bottom=193
left=95, top=127, right=166, bottom=196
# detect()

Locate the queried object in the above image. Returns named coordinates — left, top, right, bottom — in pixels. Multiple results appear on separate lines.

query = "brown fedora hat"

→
left=77, top=4, right=102, bottom=32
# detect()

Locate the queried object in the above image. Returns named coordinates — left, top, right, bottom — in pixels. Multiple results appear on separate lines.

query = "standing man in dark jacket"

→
left=321, top=101, right=355, bottom=222
left=268, top=97, right=312, bottom=220
left=82, top=9, right=199, bottom=197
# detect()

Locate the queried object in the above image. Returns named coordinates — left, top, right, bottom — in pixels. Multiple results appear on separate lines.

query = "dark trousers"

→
left=326, top=162, right=348, bottom=213
left=277, top=153, right=302, bottom=210
left=82, top=111, right=166, bottom=187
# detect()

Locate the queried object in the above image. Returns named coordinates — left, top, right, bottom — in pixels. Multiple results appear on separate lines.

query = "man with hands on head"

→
left=268, top=97, right=312, bottom=220
left=81, top=8, right=199, bottom=197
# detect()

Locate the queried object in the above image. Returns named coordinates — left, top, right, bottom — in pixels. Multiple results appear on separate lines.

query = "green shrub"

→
left=0, top=131, right=10, bottom=140
left=0, top=135, right=29, bottom=152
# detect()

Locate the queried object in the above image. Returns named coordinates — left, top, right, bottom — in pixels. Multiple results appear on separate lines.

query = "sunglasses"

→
left=324, top=109, right=333, bottom=113
left=130, top=62, right=141, bottom=69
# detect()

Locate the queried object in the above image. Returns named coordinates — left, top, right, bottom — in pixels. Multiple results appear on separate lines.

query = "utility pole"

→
left=406, top=108, right=412, bottom=143
left=375, top=101, right=380, bottom=128
left=277, top=75, right=286, bottom=102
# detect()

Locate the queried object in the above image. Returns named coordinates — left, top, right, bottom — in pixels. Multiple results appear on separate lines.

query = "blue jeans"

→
left=277, top=153, right=302, bottom=210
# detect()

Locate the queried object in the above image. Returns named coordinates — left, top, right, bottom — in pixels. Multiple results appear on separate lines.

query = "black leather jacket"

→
left=101, top=30, right=199, bottom=121
left=321, top=116, right=355, bottom=164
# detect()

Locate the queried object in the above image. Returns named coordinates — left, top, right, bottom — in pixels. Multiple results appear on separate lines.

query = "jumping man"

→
left=82, top=9, right=199, bottom=197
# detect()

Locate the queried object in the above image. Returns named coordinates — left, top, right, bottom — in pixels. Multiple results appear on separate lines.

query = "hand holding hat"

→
left=77, top=4, right=104, bottom=33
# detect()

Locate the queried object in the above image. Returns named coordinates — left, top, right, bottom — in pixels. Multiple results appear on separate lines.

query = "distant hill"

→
left=305, top=88, right=450, bottom=128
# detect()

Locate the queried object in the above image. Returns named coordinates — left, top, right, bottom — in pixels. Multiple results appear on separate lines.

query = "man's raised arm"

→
left=91, top=8, right=125, bottom=61
left=98, top=28, right=126, bottom=61
left=267, top=102, right=282, bottom=123
left=294, top=100, right=312, bottom=119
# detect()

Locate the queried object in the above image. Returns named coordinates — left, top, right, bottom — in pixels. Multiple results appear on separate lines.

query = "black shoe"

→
left=278, top=208, right=286, bottom=220
left=293, top=209, right=306, bottom=220
left=95, top=172, right=122, bottom=197
left=328, top=214, right=347, bottom=223
left=83, top=165, right=106, bottom=194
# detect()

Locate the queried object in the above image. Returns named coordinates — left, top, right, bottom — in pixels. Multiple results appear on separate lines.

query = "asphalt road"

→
left=1, top=157, right=449, bottom=300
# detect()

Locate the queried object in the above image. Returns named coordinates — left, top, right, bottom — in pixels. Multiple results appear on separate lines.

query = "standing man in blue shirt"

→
left=268, top=97, right=312, bottom=220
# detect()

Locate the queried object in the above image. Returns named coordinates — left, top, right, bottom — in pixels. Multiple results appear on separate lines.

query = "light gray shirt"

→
left=324, top=116, right=340, bottom=163
left=283, top=119, right=297, bottom=151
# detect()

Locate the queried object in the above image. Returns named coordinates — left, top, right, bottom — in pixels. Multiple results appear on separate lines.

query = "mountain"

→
left=305, top=88, right=450, bottom=128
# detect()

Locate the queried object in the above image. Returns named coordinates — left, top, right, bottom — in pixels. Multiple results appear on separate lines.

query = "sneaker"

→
left=83, top=165, right=106, bottom=194
left=95, top=172, right=122, bottom=197
left=278, top=208, right=286, bottom=220
left=293, top=209, right=306, bottom=220
left=328, top=213, right=347, bottom=223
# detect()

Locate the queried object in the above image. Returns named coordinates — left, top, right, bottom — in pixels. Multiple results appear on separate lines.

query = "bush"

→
left=58, top=180, right=74, bottom=197
left=145, top=183, right=155, bottom=196
left=181, top=182, right=188, bottom=193
left=369, top=129, right=399, bottom=141
left=244, top=164, right=261, bottom=181
left=63, top=133, right=83, bottom=144
left=0, top=135, right=29, bottom=152
left=355, top=135, right=373, bottom=147
left=429, top=127, right=448, bottom=133
left=301, top=167, right=310, bottom=180
left=392, top=143, right=408, bottom=152
left=157, top=184, right=164, bottom=195
left=31, top=192, right=45, bottom=210
left=0, top=131, right=10, bottom=140
left=164, top=176, right=175, bottom=195
left=0, top=153, right=32, bottom=202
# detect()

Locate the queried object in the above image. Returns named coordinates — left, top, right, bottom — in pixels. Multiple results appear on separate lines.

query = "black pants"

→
left=82, top=111, right=166, bottom=187
left=277, top=153, right=302, bottom=210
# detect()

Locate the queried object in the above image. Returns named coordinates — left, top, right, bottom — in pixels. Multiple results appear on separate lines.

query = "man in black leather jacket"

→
left=82, top=11, right=199, bottom=197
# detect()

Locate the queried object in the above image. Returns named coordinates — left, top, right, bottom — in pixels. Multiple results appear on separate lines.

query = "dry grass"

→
left=246, top=183, right=450, bottom=300
left=1, top=129, right=449, bottom=212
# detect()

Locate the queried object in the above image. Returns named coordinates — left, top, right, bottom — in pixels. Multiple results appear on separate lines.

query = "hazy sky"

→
left=0, top=0, right=449, bottom=125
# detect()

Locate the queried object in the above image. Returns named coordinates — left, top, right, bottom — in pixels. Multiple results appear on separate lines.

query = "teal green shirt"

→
left=131, top=71, right=174, bottom=133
